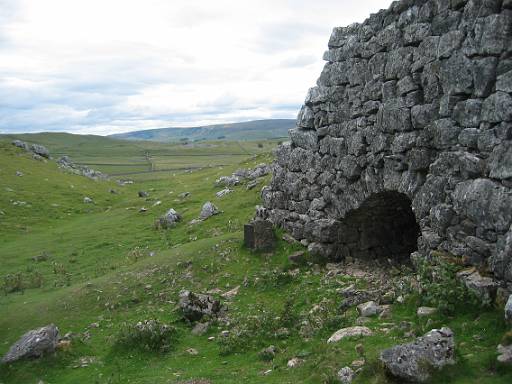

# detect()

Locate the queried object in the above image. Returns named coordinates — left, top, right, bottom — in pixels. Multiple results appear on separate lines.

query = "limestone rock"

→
left=215, top=175, right=240, bottom=187
left=337, top=366, right=355, bottom=383
left=199, top=202, right=220, bottom=220
left=215, top=188, right=233, bottom=198
left=497, top=344, right=512, bottom=364
left=456, top=269, right=497, bottom=304
left=327, top=326, right=373, bottom=343
left=157, top=208, right=181, bottom=228
left=357, top=301, right=381, bottom=317
left=417, top=307, right=437, bottom=317
left=380, top=327, right=455, bottom=383
left=2, top=324, right=59, bottom=363
left=30, top=144, right=50, bottom=159
left=12, top=140, right=29, bottom=151
left=179, top=291, right=223, bottom=322
left=505, top=295, right=512, bottom=324
left=287, top=357, right=303, bottom=368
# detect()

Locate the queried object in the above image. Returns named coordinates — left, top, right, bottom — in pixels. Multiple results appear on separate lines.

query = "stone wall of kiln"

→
left=261, top=0, right=512, bottom=287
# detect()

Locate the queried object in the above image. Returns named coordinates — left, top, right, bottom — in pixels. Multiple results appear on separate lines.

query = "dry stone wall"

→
left=262, top=0, right=512, bottom=287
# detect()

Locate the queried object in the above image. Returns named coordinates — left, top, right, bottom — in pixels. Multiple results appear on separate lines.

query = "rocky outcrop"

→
left=12, top=140, right=50, bottom=159
left=380, top=327, right=455, bottom=382
left=2, top=324, right=59, bottom=363
left=262, top=0, right=512, bottom=288
left=57, top=156, right=106, bottom=180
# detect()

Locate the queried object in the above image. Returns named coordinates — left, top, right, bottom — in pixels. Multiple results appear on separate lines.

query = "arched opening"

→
left=339, top=191, right=420, bottom=263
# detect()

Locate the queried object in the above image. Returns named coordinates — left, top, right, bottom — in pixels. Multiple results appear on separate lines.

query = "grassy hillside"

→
left=109, top=119, right=295, bottom=142
left=0, top=140, right=511, bottom=383
left=0, top=133, right=282, bottom=180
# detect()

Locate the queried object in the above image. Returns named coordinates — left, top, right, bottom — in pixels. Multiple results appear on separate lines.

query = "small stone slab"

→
left=244, top=219, right=275, bottom=251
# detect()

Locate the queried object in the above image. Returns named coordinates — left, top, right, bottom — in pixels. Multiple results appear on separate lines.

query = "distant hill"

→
left=109, top=119, right=296, bottom=142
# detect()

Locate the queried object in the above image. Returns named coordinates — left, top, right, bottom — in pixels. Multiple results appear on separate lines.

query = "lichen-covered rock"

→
left=2, top=324, right=59, bottom=363
left=178, top=291, right=223, bottom=322
left=380, top=327, right=455, bottom=383
left=260, top=0, right=512, bottom=287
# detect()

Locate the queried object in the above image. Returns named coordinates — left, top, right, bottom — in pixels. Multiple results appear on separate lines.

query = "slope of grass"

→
left=0, top=140, right=511, bottom=384
left=0, top=134, right=281, bottom=180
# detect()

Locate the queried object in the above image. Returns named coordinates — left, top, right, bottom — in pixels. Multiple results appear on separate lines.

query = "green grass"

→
left=0, top=139, right=511, bottom=383
left=0, top=132, right=280, bottom=180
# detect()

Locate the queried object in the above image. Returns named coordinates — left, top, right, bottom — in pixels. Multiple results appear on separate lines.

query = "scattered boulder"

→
left=179, top=192, right=190, bottom=198
left=2, top=324, right=59, bottom=364
left=138, top=191, right=148, bottom=198
left=327, top=326, right=373, bottom=343
left=215, top=175, right=240, bottom=187
left=179, top=290, right=223, bottom=322
left=337, top=366, right=355, bottom=384
left=357, top=301, right=381, bottom=317
left=30, top=144, right=50, bottom=159
left=497, top=344, right=512, bottom=364
left=456, top=269, right=497, bottom=304
left=287, top=357, right=303, bottom=368
left=380, top=327, right=455, bottom=383
left=15, top=171, right=23, bottom=177
left=199, top=202, right=220, bottom=220
left=215, top=188, right=233, bottom=198
left=244, top=219, right=275, bottom=251
left=12, top=140, right=29, bottom=151
left=417, top=307, right=437, bottom=317
left=83, top=197, right=93, bottom=204
left=156, top=208, right=181, bottom=229
left=11, top=140, right=50, bottom=159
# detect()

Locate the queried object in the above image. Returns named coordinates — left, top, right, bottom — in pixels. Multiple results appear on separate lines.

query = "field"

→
left=0, top=137, right=511, bottom=383
left=0, top=133, right=280, bottom=180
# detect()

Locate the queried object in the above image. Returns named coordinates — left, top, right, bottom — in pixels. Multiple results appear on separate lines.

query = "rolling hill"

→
left=109, top=119, right=296, bottom=142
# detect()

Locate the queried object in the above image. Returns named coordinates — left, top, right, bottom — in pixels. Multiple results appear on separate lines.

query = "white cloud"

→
left=0, top=0, right=394, bottom=135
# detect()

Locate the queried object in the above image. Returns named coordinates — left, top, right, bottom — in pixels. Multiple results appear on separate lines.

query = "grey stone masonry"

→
left=262, top=0, right=512, bottom=288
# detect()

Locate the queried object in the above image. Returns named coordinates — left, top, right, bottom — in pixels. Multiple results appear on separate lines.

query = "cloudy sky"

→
left=0, top=0, right=393, bottom=135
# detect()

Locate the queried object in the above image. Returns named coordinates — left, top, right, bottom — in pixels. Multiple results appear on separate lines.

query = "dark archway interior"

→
left=339, top=191, right=420, bottom=263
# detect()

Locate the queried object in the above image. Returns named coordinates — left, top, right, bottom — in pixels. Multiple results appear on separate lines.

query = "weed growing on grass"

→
left=2, top=270, right=45, bottom=294
left=114, top=319, right=179, bottom=353
left=415, top=256, right=482, bottom=315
